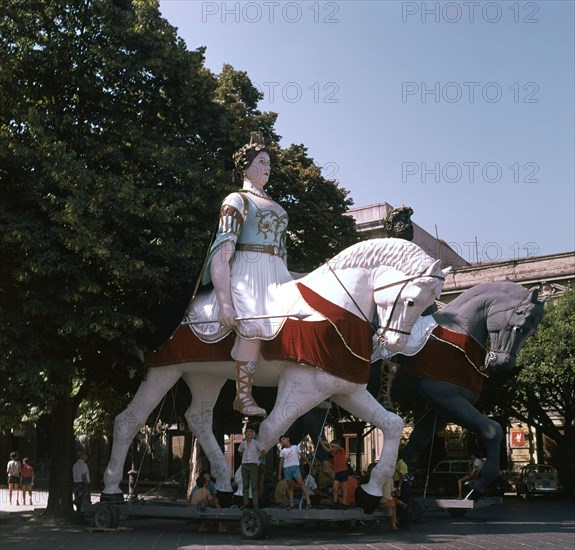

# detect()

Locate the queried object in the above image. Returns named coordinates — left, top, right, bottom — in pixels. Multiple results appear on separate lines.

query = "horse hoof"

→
left=100, top=492, right=125, bottom=503
left=355, top=486, right=380, bottom=514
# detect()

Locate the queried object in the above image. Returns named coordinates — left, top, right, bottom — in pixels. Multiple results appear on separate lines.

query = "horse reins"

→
left=439, top=296, right=535, bottom=372
left=327, top=263, right=445, bottom=337
left=372, top=273, right=444, bottom=336
left=482, top=297, right=535, bottom=370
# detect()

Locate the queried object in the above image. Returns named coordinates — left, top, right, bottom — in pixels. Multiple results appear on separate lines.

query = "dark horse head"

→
left=484, top=286, right=546, bottom=373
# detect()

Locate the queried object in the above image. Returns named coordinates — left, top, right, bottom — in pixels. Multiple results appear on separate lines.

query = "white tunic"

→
left=188, top=184, right=293, bottom=343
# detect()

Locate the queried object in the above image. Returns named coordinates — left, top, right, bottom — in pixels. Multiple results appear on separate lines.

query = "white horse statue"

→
left=102, top=238, right=448, bottom=510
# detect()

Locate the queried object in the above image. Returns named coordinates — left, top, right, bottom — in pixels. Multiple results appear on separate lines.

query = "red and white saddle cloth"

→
left=145, top=283, right=373, bottom=384
left=402, top=325, right=487, bottom=394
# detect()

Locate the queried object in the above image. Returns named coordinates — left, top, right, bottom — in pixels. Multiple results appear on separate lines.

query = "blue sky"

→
left=159, top=0, right=574, bottom=262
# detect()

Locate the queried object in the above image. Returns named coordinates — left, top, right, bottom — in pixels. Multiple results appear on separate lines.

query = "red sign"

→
left=511, top=429, right=527, bottom=447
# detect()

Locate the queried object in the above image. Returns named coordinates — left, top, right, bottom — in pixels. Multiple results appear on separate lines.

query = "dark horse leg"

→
left=418, top=379, right=503, bottom=497
left=390, top=366, right=448, bottom=467
left=402, top=409, right=447, bottom=466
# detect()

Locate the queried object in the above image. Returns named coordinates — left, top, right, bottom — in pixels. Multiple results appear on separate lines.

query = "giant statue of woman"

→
left=194, top=132, right=292, bottom=417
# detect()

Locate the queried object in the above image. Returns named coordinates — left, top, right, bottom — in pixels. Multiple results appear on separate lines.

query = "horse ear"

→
left=425, top=259, right=441, bottom=275
left=442, top=266, right=452, bottom=277
left=529, top=287, right=540, bottom=303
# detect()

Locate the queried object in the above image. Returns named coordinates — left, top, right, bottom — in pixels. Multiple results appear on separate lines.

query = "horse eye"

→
left=513, top=326, right=523, bottom=333
left=406, top=299, right=415, bottom=307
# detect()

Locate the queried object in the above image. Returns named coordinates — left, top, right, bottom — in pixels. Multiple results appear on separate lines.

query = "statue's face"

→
left=246, top=152, right=271, bottom=187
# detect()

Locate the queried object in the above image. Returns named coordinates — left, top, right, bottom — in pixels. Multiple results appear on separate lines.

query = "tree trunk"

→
left=45, top=396, right=77, bottom=518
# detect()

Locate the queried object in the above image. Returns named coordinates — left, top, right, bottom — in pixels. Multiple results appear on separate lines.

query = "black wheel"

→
left=409, top=499, right=423, bottom=523
left=109, top=506, right=120, bottom=528
left=260, top=510, right=271, bottom=534
left=92, top=505, right=119, bottom=529
left=448, top=508, right=467, bottom=518
left=358, top=519, right=377, bottom=528
left=240, top=509, right=268, bottom=539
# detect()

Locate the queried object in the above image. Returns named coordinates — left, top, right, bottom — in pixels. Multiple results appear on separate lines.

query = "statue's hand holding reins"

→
left=218, top=303, right=238, bottom=329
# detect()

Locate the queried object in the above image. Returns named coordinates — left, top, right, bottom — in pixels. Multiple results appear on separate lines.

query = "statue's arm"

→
left=211, top=239, right=238, bottom=329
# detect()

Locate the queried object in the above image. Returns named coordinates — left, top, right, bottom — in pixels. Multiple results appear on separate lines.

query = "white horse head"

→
left=301, top=238, right=448, bottom=354
left=372, top=259, right=447, bottom=352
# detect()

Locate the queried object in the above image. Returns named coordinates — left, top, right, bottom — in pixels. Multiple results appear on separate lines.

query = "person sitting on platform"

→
left=189, top=475, right=226, bottom=532
left=379, top=478, right=407, bottom=531
left=458, top=453, right=483, bottom=499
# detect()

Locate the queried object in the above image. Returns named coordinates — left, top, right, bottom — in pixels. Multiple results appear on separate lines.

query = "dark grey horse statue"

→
left=373, top=281, right=546, bottom=499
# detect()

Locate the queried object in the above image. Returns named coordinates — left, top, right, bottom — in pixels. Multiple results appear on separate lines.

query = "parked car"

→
left=515, top=464, right=562, bottom=499
left=422, top=459, right=510, bottom=497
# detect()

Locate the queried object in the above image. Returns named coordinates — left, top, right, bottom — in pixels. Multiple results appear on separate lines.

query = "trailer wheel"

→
left=240, top=509, right=268, bottom=539
left=409, top=499, right=423, bottom=523
left=448, top=507, right=467, bottom=518
left=93, top=505, right=120, bottom=529
left=358, top=519, right=377, bottom=528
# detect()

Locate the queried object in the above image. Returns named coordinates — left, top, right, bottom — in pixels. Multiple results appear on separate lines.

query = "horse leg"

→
left=419, top=380, right=503, bottom=497
left=257, top=366, right=333, bottom=452
left=180, top=371, right=231, bottom=493
left=402, top=410, right=447, bottom=465
left=333, top=388, right=404, bottom=513
left=103, top=366, right=183, bottom=496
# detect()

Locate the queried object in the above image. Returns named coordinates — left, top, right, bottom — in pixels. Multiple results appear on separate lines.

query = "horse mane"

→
left=328, top=238, right=435, bottom=275
left=446, top=281, right=528, bottom=308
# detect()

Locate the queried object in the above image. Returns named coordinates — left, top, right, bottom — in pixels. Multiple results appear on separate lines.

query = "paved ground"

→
left=1, top=489, right=574, bottom=549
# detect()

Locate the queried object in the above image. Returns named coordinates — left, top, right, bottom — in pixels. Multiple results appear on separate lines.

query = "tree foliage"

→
left=0, top=0, right=358, bottom=515
left=481, top=288, right=575, bottom=491
left=269, top=144, right=359, bottom=272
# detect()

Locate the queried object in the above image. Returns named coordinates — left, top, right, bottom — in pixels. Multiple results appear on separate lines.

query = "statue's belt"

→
left=236, top=243, right=283, bottom=257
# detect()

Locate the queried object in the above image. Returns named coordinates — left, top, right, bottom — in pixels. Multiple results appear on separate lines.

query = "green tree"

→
left=1, top=0, right=358, bottom=517
left=484, top=288, right=575, bottom=494
left=0, top=0, right=226, bottom=517
left=269, top=144, right=359, bottom=272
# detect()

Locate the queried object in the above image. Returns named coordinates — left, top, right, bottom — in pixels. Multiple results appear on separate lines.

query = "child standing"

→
left=278, top=435, right=312, bottom=510
left=321, top=439, right=349, bottom=506
left=20, top=457, right=35, bottom=506
left=6, top=452, right=21, bottom=505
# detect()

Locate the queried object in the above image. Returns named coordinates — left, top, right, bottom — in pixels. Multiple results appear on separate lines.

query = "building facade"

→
left=345, top=202, right=575, bottom=475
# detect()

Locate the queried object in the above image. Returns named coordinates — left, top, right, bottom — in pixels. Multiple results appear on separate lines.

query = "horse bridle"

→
left=483, top=297, right=537, bottom=370
left=327, top=264, right=445, bottom=336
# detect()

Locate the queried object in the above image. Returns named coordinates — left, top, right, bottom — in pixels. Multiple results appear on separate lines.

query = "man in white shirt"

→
left=238, top=427, right=265, bottom=509
left=72, top=451, right=91, bottom=513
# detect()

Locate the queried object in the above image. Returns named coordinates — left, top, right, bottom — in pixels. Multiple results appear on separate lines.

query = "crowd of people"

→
left=182, top=427, right=414, bottom=533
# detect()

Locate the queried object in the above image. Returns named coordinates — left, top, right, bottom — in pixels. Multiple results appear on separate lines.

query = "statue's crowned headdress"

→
left=233, top=131, right=270, bottom=183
